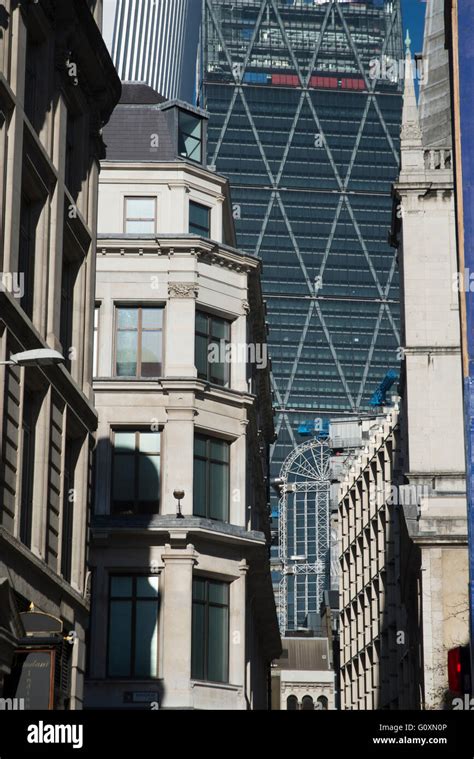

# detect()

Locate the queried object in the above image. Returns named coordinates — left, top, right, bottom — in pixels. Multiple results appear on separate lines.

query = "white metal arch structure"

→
left=278, top=437, right=331, bottom=634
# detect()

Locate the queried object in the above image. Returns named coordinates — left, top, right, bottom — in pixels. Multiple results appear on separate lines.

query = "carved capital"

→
left=168, top=282, right=199, bottom=299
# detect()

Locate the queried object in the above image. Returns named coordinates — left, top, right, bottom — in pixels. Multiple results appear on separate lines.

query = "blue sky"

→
left=401, top=0, right=427, bottom=54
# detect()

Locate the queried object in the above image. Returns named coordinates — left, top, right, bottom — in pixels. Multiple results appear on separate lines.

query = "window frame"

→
left=193, top=433, right=230, bottom=522
left=114, top=305, right=164, bottom=379
left=191, top=576, right=230, bottom=684
left=111, top=428, right=161, bottom=515
left=107, top=574, right=160, bottom=680
left=93, top=302, right=100, bottom=378
left=124, top=196, right=157, bottom=235
left=195, top=310, right=231, bottom=387
left=189, top=200, right=211, bottom=238
left=178, top=109, right=203, bottom=163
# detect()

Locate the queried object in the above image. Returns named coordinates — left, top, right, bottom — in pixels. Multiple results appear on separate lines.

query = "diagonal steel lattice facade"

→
left=200, top=0, right=403, bottom=624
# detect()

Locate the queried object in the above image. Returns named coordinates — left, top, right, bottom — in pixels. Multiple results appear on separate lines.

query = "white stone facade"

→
left=0, top=0, right=119, bottom=708
left=85, top=116, right=280, bottom=710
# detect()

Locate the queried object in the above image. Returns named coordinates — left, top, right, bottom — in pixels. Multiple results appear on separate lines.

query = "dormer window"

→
left=178, top=110, right=203, bottom=163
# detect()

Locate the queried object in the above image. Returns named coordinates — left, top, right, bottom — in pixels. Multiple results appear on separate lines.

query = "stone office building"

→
left=339, top=5, right=469, bottom=710
left=0, top=0, right=120, bottom=708
left=84, top=84, right=281, bottom=710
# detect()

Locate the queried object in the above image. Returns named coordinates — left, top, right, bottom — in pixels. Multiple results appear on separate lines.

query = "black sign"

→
left=5, top=649, right=55, bottom=710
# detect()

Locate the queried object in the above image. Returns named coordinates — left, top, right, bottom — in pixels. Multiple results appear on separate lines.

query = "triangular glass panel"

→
left=309, top=88, right=370, bottom=181
left=246, top=86, right=302, bottom=178
left=211, top=93, right=273, bottom=187
left=279, top=190, right=337, bottom=282
left=346, top=99, right=398, bottom=192
left=282, top=96, right=340, bottom=191
left=316, top=204, right=382, bottom=300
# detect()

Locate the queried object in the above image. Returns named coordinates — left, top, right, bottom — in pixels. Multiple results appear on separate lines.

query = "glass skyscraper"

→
left=201, top=0, right=403, bottom=628
left=103, top=0, right=201, bottom=102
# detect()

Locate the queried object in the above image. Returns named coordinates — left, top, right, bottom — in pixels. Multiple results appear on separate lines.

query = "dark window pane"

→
left=209, top=461, right=229, bottom=521
left=137, top=577, right=159, bottom=598
left=108, top=601, right=132, bottom=676
left=194, top=435, right=207, bottom=458
left=212, top=319, right=227, bottom=340
left=196, top=311, right=208, bottom=333
left=209, top=346, right=227, bottom=385
left=210, top=439, right=229, bottom=464
left=196, top=334, right=208, bottom=378
left=193, top=459, right=207, bottom=517
left=193, top=577, right=206, bottom=602
left=111, top=577, right=133, bottom=597
left=194, top=436, right=230, bottom=521
left=195, top=311, right=231, bottom=387
left=189, top=202, right=210, bottom=237
left=138, top=455, right=160, bottom=503
left=208, top=605, right=228, bottom=682
left=208, top=581, right=229, bottom=605
left=113, top=454, right=135, bottom=503
left=191, top=602, right=206, bottom=680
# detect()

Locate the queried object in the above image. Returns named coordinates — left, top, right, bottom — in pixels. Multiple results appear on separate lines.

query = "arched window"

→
left=287, top=694, right=298, bottom=710
left=302, top=695, right=314, bottom=710
left=317, top=695, right=329, bottom=710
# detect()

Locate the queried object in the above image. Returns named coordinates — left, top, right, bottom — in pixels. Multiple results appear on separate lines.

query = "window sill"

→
left=190, top=680, right=239, bottom=692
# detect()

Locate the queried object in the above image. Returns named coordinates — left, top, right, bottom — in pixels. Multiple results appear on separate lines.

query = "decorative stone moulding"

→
left=167, top=282, right=199, bottom=299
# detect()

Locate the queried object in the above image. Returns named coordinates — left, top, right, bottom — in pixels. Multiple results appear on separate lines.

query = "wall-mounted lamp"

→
left=174, top=489, right=185, bottom=519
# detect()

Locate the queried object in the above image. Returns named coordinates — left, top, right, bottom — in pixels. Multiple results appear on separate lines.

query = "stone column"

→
left=230, top=422, right=247, bottom=527
left=160, top=543, right=197, bottom=709
left=164, top=282, right=198, bottom=377
left=161, top=403, right=195, bottom=516
left=231, top=310, right=248, bottom=392
left=212, top=195, right=225, bottom=242
left=229, top=560, right=248, bottom=709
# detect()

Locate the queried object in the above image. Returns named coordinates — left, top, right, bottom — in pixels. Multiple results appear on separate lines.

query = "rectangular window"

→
left=115, top=306, right=163, bottom=378
left=189, top=201, right=210, bottom=238
left=112, top=430, right=161, bottom=515
left=195, top=311, right=231, bottom=387
left=192, top=577, right=229, bottom=683
left=178, top=110, right=203, bottom=163
left=107, top=575, right=159, bottom=678
left=93, top=304, right=100, bottom=378
left=193, top=434, right=230, bottom=521
left=60, top=257, right=79, bottom=372
left=61, top=438, right=78, bottom=583
left=124, top=197, right=156, bottom=234
left=18, top=196, right=37, bottom=319
left=20, top=390, right=36, bottom=548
